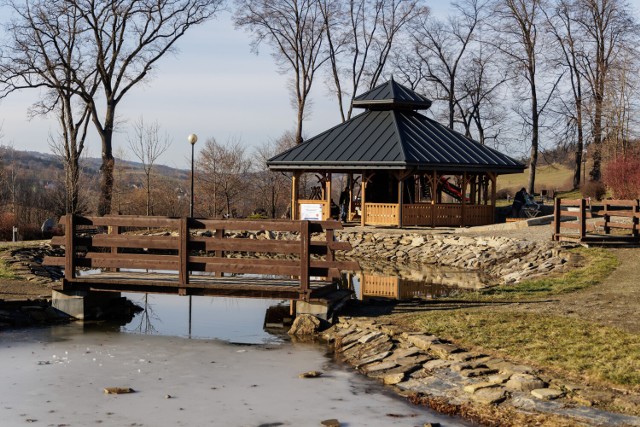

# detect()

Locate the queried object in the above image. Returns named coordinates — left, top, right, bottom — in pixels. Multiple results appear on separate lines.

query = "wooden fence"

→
left=44, top=215, right=359, bottom=301
left=552, top=198, right=640, bottom=243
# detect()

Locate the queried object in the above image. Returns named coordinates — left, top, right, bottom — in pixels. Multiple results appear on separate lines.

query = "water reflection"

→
left=120, top=293, right=285, bottom=344
left=341, top=260, right=491, bottom=301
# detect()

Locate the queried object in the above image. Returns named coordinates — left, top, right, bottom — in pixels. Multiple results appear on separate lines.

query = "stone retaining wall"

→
left=336, top=231, right=574, bottom=285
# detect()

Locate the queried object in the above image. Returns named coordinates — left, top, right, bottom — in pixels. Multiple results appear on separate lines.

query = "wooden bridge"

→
left=44, top=215, right=359, bottom=302
left=552, top=198, right=639, bottom=245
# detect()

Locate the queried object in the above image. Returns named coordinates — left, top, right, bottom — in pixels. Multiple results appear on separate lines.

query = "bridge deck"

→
left=60, top=271, right=335, bottom=300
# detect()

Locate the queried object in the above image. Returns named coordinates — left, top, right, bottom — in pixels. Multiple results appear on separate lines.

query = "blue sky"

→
left=0, top=2, right=458, bottom=169
left=1, top=0, right=637, bottom=169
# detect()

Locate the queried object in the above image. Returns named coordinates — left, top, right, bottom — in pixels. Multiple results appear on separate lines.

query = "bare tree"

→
left=197, top=137, right=251, bottom=218
left=235, top=0, right=329, bottom=144
left=0, top=0, right=224, bottom=215
left=321, top=0, right=424, bottom=121
left=410, top=0, right=485, bottom=129
left=546, top=0, right=587, bottom=189
left=253, top=131, right=296, bottom=218
left=127, top=117, right=171, bottom=216
left=1, top=0, right=96, bottom=214
left=573, top=0, right=637, bottom=181
left=491, top=0, right=562, bottom=194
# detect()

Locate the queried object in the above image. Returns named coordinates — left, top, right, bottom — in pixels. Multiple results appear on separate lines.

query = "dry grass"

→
left=406, top=309, right=640, bottom=390
left=497, top=163, right=575, bottom=192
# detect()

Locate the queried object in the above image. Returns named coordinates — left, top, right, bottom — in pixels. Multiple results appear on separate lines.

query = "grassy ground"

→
left=406, top=309, right=640, bottom=390
left=394, top=247, right=640, bottom=395
left=497, top=163, right=575, bottom=192
left=461, top=248, right=618, bottom=301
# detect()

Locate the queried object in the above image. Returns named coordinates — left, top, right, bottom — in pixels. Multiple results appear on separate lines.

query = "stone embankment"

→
left=1, top=243, right=64, bottom=285
left=322, top=317, right=640, bottom=427
left=336, top=230, right=574, bottom=285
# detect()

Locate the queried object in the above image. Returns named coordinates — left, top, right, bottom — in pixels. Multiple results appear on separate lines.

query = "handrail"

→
left=44, top=215, right=359, bottom=301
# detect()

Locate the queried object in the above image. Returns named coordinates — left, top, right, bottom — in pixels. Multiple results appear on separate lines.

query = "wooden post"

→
left=489, top=172, right=497, bottom=223
left=214, top=228, right=224, bottom=277
left=325, top=173, right=332, bottom=220
left=602, top=201, right=610, bottom=235
left=64, top=214, right=76, bottom=282
left=299, top=220, right=310, bottom=300
left=397, top=177, right=403, bottom=228
left=361, top=172, right=368, bottom=227
left=109, top=224, right=120, bottom=272
left=348, top=173, right=354, bottom=221
left=579, top=198, right=587, bottom=240
left=553, top=197, right=561, bottom=240
left=291, top=171, right=300, bottom=220
left=634, top=202, right=639, bottom=239
left=179, top=217, right=189, bottom=287
left=460, top=172, right=467, bottom=227
left=431, top=170, right=437, bottom=228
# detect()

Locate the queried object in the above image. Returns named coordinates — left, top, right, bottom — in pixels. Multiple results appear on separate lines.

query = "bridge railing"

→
left=44, top=215, right=359, bottom=300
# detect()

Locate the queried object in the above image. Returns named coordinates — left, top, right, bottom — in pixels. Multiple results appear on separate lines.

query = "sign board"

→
left=300, top=203, right=323, bottom=220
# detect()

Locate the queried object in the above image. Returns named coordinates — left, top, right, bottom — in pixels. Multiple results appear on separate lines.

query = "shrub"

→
left=580, top=180, right=607, bottom=200
left=603, top=155, right=640, bottom=199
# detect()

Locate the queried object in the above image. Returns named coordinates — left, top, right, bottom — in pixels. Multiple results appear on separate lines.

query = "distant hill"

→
left=0, top=147, right=189, bottom=185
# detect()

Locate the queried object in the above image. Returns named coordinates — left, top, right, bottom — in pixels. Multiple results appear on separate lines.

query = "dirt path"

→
left=502, top=247, right=640, bottom=334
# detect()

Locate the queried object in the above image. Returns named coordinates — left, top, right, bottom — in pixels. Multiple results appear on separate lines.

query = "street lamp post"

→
left=187, top=133, right=197, bottom=338
left=188, top=133, right=198, bottom=217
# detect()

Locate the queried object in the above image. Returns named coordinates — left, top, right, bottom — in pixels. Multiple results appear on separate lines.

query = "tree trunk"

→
left=97, top=109, right=115, bottom=216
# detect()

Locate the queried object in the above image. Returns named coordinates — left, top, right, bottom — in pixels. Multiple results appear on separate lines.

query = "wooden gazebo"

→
left=268, top=80, right=525, bottom=227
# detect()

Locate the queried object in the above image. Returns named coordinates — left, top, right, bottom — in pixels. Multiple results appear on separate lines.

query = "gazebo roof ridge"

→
left=352, top=78, right=433, bottom=111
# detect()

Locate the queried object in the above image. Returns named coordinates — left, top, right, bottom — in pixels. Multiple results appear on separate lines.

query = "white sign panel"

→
left=300, top=203, right=323, bottom=220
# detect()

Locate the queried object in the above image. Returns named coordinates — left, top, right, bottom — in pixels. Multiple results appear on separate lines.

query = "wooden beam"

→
left=325, top=173, right=332, bottom=220
left=179, top=217, right=189, bottom=285
left=64, top=214, right=76, bottom=280
left=361, top=172, right=368, bottom=226
left=299, top=220, right=310, bottom=300
left=291, top=171, right=300, bottom=220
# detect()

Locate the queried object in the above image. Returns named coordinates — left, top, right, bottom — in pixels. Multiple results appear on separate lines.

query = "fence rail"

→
left=552, top=198, right=639, bottom=243
left=44, top=215, right=359, bottom=300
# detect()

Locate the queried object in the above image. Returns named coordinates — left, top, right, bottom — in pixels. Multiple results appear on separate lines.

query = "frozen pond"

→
left=0, top=323, right=470, bottom=426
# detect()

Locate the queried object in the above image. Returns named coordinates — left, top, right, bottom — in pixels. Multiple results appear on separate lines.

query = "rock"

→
left=469, top=387, right=507, bottom=405
left=354, top=351, right=392, bottom=368
left=103, top=387, right=134, bottom=394
left=505, top=373, right=546, bottom=392
left=422, top=359, right=451, bottom=371
left=459, top=368, right=499, bottom=378
left=299, top=371, right=323, bottom=378
left=358, top=331, right=384, bottom=344
left=406, top=334, right=438, bottom=351
left=383, top=372, right=406, bottom=385
left=531, top=388, right=563, bottom=400
left=321, top=419, right=340, bottom=426
left=429, top=342, right=461, bottom=359
left=463, top=382, right=500, bottom=394
left=360, top=360, right=398, bottom=374
left=288, top=314, right=322, bottom=336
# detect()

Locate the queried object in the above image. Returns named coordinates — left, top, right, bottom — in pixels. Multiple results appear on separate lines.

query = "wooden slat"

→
left=602, top=210, right=637, bottom=218
left=190, top=237, right=301, bottom=254
left=70, top=215, right=181, bottom=228
left=559, top=199, right=583, bottom=207
left=190, top=257, right=300, bottom=276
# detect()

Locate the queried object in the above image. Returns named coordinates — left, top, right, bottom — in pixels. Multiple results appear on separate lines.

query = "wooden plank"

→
left=559, top=199, right=583, bottom=207
left=59, top=235, right=180, bottom=250
left=65, top=215, right=75, bottom=280
left=190, top=237, right=301, bottom=254
left=179, top=218, right=189, bottom=285
left=75, top=215, right=181, bottom=228
left=299, top=220, right=310, bottom=300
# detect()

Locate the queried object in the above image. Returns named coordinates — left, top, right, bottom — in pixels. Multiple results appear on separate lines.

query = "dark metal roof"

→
left=268, top=109, right=525, bottom=174
left=352, top=79, right=432, bottom=110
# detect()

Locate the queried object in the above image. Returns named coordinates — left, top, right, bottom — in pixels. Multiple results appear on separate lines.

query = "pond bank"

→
left=322, top=316, right=640, bottom=427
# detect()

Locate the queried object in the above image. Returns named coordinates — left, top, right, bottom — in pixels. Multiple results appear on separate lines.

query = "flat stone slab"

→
left=531, top=388, right=564, bottom=400
left=463, top=381, right=501, bottom=394
left=407, top=334, right=438, bottom=351
left=506, top=373, right=546, bottom=392
left=469, top=387, right=507, bottom=405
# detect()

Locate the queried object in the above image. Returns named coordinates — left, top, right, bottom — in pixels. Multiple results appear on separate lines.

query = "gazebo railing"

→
left=364, top=203, right=400, bottom=225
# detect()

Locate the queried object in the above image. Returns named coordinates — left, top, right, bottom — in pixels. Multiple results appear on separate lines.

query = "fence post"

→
left=64, top=214, right=76, bottom=281
left=553, top=198, right=561, bottom=240
left=214, top=228, right=224, bottom=277
left=603, top=201, right=611, bottom=235
left=109, top=224, right=120, bottom=272
left=579, top=198, right=587, bottom=240
left=633, top=201, right=639, bottom=240
left=299, top=220, right=310, bottom=301
left=179, top=217, right=189, bottom=287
